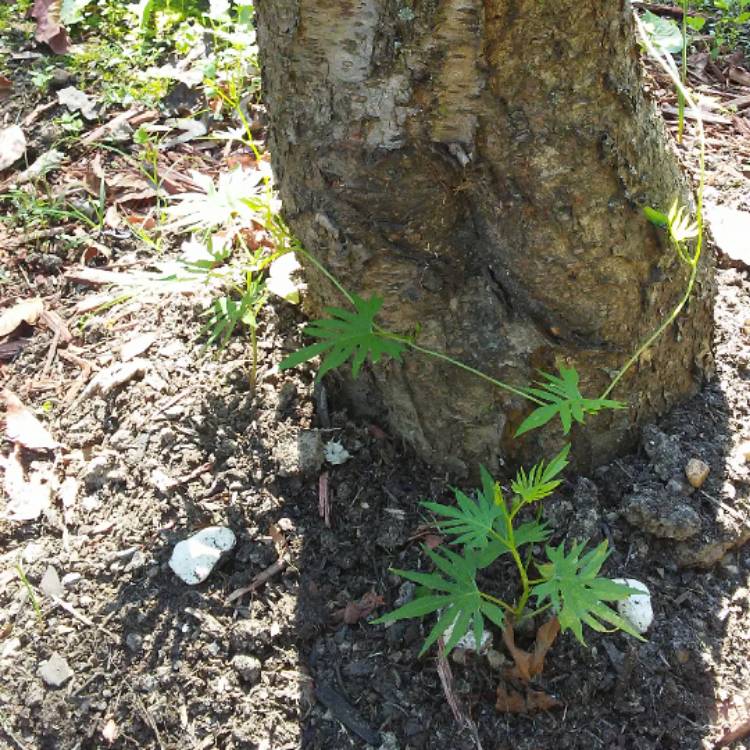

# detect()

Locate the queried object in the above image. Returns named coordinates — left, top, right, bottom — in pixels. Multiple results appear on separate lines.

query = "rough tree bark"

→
left=255, top=0, right=714, bottom=475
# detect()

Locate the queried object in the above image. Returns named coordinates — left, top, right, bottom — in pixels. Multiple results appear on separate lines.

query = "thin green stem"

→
left=294, top=246, right=355, bottom=306
left=600, top=261, right=698, bottom=400
left=294, top=245, right=543, bottom=406
left=516, top=602, right=552, bottom=624
left=15, top=563, right=42, bottom=625
left=479, top=591, right=515, bottom=613
left=603, top=16, right=705, bottom=402
left=403, top=340, right=544, bottom=405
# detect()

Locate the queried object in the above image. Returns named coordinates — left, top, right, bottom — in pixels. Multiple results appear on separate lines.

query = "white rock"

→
left=38, top=653, right=74, bottom=687
left=40, top=566, right=63, bottom=599
left=169, top=526, right=236, bottom=585
left=612, top=578, right=653, bottom=634
left=324, top=440, right=351, bottom=466
left=443, top=613, right=493, bottom=653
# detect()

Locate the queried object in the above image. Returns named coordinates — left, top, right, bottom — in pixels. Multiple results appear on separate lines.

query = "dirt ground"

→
left=2, top=7, right=750, bottom=750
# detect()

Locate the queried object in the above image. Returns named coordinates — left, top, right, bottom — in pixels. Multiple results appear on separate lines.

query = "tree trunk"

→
left=256, top=0, right=714, bottom=475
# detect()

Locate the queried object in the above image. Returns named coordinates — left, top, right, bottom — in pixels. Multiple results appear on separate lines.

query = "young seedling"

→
left=372, top=447, right=644, bottom=658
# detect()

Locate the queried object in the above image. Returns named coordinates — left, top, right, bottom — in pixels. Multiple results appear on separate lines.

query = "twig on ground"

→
left=225, top=558, right=288, bottom=604
left=436, top=638, right=484, bottom=750
left=714, top=718, right=750, bottom=749
left=319, top=471, right=331, bottom=528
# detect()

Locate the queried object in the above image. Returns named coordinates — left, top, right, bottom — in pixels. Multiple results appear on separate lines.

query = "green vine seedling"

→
left=278, top=14, right=706, bottom=662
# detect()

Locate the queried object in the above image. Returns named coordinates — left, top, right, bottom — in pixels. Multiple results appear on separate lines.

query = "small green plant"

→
left=371, top=448, right=643, bottom=655
left=15, top=563, right=42, bottom=626
left=199, top=268, right=267, bottom=389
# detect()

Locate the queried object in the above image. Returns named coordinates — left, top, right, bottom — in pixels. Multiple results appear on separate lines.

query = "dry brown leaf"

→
left=528, top=616, right=560, bottom=677
left=502, top=620, right=533, bottom=682
left=495, top=684, right=528, bottom=714
left=120, top=332, right=157, bottom=362
left=496, top=684, right=562, bottom=715
left=502, top=616, right=560, bottom=682
left=728, top=66, right=750, bottom=88
left=0, top=125, right=26, bottom=171
left=31, top=0, right=70, bottom=54
left=1, top=449, right=53, bottom=521
left=0, top=298, right=44, bottom=337
left=2, top=389, right=60, bottom=450
left=333, top=591, right=385, bottom=625
left=526, top=688, right=562, bottom=713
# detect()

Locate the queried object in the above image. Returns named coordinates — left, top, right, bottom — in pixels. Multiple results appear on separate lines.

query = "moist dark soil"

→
left=2, top=8, right=750, bottom=750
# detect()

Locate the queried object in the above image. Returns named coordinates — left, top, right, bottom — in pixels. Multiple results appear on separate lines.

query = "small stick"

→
left=225, top=558, right=288, bottom=604
left=714, top=718, right=750, bottom=749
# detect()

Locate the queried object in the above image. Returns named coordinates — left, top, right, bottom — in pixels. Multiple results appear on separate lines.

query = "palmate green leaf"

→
left=511, top=444, right=570, bottom=506
left=373, top=546, right=483, bottom=656
left=422, top=465, right=507, bottom=550
left=532, top=540, right=645, bottom=645
left=516, top=366, right=624, bottom=437
left=373, top=546, right=507, bottom=657
left=278, top=294, right=406, bottom=379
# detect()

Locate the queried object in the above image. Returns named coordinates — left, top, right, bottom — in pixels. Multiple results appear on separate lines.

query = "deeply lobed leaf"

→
left=279, top=294, right=406, bottom=379
left=516, top=366, right=624, bottom=437
left=532, top=540, right=645, bottom=644
left=511, top=444, right=571, bottom=505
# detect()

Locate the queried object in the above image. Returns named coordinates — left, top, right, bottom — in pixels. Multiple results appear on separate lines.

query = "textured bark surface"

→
left=256, top=0, right=714, bottom=475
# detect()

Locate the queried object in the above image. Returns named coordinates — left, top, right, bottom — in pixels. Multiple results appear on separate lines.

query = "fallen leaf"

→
left=496, top=683, right=562, bottom=714
left=57, top=86, right=98, bottom=120
left=526, top=688, right=562, bottom=712
left=162, top=117, right=208, bottom=147
left=31, top=0, right=70, bottom=54
left=0, top=125, right=26, bottom=171
left=495, top=684, right=528, bottom=714
left=1, top=450, right=53, bottom=521
left=80, top=359, right=148, bottom=398
left=101, top=718, right=120, bottom=744
left=728, top=66, right=750, bottom=88
left=120, top=332, right=157, bottom=362
left=528, top=616, right=560, bottom=677
left=333, top=591, right=385, bottom=625
left=40, top=565, right=63, bottom=599
left=0, top=298, right=44, bottom=337
left=502, top=620, right=534, bottom=682
left=14, top=148, right=65, bottom=184
left=2, top=389, right=60, bottom=450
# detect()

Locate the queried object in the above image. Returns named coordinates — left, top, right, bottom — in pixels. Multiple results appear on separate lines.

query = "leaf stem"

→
left=294, top=246, right=355, bottom=306
left=602, top=16, right=705, bottom=402
left=403, top=340, right=544, bottom=405
left=479, top=591, right=515, bottom=613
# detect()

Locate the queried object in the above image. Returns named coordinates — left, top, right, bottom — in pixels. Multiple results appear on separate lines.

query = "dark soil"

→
left=2, top=8, right=750, bottom=750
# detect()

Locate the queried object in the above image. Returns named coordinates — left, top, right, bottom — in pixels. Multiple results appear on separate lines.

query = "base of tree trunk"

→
left=257, top=0, right=715, bottom=476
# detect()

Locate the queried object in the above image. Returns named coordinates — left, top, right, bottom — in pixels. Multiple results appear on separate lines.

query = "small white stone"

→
left=38, top=653, right=74, bottom=687
left=324, top=440, right=351, bottom=465
left=612, top=578, right=653, bottom=634
left=443, top=613, right=493, bottom=653
left=169, top=526, right=236, bottom=585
